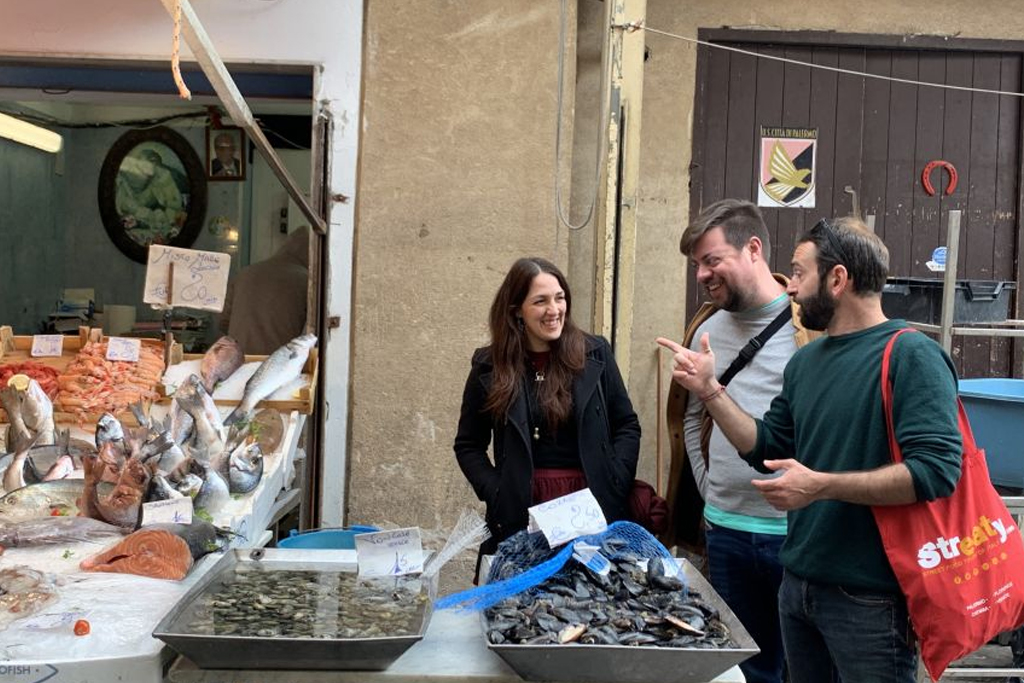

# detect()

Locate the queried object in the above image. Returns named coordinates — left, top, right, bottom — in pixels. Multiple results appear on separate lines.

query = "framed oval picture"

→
left=97, top=126, right=208, bottom=264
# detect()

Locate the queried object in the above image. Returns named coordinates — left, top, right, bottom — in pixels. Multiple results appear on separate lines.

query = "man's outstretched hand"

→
left=656, top=333, right=718, bottom=396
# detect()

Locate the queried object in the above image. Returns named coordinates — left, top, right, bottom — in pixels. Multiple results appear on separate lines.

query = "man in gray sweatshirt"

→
left=670, top=199, right=813, bottom=683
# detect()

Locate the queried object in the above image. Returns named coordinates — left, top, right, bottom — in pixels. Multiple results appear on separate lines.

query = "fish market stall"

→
left=163, top=523, right=749, bottom=683
left=166, top=608, right=746, bottom=683
left=0, top=412, right=305, bottom=683
left=0, top=331, right=320, bottom=683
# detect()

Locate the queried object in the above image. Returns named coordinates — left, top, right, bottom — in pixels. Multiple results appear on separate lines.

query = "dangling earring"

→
left=517, top=317, right=524, bottom=331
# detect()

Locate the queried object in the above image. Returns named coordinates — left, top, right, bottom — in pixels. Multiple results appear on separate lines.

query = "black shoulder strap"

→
left=717, top=304, right=793, bottom=387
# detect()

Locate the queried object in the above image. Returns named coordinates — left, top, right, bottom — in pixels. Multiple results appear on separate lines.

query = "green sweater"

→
left=750, top=319, right=962, bottom=591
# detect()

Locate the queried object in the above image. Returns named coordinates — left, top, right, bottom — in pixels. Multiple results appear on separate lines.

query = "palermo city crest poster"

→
left=757, top=126, right=817, bottom=208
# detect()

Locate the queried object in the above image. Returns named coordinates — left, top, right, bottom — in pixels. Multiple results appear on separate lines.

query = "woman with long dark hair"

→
left=454, top=257, right=641, bottom=557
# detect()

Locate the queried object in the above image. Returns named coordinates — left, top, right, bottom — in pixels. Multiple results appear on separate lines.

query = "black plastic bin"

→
left=881, top=277, right=1016, bottom=325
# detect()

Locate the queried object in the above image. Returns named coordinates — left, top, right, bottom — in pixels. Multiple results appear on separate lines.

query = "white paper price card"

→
left=31, top=334, right=64, bottom=357
left=527, top=488, right=608, bottom=547
left=355, top=527, right=424, bottom=577
left=106, top=336, right=141, bottom=362
left=144, top=245, right=231, bottom=312
left=141, top=497, right=193, bottom=526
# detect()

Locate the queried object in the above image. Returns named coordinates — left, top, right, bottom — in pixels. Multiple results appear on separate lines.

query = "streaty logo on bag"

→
left=917, top=514, right=1015, bottom=570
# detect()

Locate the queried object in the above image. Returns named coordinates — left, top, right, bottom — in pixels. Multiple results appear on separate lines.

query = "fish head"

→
left=21, top=379, right=53, bottom=424
left=174, top=375, right=211, bottom=416
left=177, top=473, right=204, bottom=498
left=95, top=413, right=125, bottom=447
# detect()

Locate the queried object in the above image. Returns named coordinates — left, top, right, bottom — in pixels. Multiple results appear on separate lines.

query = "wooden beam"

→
left=157, top=0, right=326, bottom=235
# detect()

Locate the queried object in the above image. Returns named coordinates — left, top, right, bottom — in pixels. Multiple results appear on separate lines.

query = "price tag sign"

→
left=355, top=527, right=424, bottom=577
left=141, top=497, right=193, bottom=526
left=143, top=245, right=231, bottom=312
left=106, top=337, right=141, bottom=362
left=31, top=335, right=64, bottom=357
left=527, top=488, right=608, bottom=547
left=572, top=542, right=611, bottom=576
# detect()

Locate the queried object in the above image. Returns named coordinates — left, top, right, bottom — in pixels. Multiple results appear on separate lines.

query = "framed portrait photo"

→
left=97, top=126, right=208, bottom=264
left=206, top=126, right=246, bottom=181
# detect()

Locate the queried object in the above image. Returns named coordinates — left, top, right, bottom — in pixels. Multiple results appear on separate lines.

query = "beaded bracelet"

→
left=699, top=385, right=726, bottom=403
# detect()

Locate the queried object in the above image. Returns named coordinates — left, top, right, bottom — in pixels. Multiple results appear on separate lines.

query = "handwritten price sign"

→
left=527, top=488, right=608, bottom=547
left=143, top=245, right=231, bottom=312
left=31, top=335, right=64, bottom=357
left=141, top=497, right=193, bottom=526
left=106, top=337, right=141, bottom=362
left=355, top=527, right=424, bottom=577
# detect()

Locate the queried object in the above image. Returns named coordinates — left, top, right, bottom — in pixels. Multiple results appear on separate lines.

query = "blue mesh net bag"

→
left=435, top=520, right=677, bottom=612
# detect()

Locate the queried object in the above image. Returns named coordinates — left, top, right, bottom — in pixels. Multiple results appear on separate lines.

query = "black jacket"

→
left=454, top=334, right=641, bottom=552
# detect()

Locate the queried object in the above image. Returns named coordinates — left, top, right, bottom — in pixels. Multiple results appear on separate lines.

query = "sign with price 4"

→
left=143, top=245, right=231, bottom=312
left=527, top=488, right=608, bottom=547
left=355, top=527, right=424, bottom=577
left=141, top=497, right=193, bottom=526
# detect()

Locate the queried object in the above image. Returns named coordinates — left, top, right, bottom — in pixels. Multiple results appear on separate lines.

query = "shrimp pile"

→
left=55, top=342, right=165, bottom=422
left=0, top=362, right=60, bottom=400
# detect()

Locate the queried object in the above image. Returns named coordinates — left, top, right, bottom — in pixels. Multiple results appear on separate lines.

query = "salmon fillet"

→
left=80, top=528, right=193, bottom=580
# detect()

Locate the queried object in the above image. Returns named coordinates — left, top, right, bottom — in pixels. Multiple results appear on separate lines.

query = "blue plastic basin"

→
left=959, top=378, right=1024, bottom=489
left=276, top=525, right=379, bottom=550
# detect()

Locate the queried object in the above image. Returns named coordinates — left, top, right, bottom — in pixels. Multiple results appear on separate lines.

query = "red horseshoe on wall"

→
left=922, top=160, right=958, bottom=197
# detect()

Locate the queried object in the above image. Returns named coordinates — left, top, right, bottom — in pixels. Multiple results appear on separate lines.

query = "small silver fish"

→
left=228, top=441, right=264, bottom=494
left=95, top=413, right=125, bottom=451
left=21, top=379, right=55, bottom=446
left=175, top=375, right=225, bottom=454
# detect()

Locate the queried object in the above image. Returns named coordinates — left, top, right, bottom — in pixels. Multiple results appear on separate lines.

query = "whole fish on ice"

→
left=225, top=334, right=316, bottom=425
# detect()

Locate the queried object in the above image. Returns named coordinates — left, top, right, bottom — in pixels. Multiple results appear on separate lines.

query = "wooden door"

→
left=689, top=31, right=1023, bottom=378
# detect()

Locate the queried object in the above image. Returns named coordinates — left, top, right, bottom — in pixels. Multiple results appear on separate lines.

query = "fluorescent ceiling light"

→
left=0, top=112, right=63, bottom=154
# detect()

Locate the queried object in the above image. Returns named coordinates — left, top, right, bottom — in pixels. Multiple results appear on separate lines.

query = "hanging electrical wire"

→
left=554, top=0, right=613, bottom=232
left=641, top=23, right=1024, bottom=99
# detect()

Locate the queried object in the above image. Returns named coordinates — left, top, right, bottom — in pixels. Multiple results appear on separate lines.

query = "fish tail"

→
left=223, top=406, right=249, bottom=426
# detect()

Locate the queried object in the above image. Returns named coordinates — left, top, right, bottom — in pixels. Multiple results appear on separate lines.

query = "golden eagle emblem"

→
left=764, top=140, right=812, bottom=203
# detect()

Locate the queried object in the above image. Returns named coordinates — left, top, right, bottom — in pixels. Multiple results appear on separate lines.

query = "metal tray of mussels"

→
left=484, top=558, right=758, bottom=683
left=153, top=548, right=435, bottom=671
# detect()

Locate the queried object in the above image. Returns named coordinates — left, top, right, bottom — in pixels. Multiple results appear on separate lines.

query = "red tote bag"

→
left=874, top=328, right=1024, bottom=681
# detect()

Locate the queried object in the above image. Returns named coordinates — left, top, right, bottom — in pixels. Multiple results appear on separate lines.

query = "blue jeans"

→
left=779, top=570, right=917, bottom=683
left=706, top=522, right=786, bottom=683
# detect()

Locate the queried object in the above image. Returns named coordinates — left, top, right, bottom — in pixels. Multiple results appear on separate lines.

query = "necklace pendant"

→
left=535, top=371, right=545, bottom=383
left=533, top=427, right=540, bottom=441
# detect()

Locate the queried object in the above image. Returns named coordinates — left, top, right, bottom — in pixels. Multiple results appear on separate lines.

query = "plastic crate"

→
left=276, top=525, right=379, bottom=549
left=959, top=378, right=1024, bottom=490
left=882, top=277, right=1016, bottom=325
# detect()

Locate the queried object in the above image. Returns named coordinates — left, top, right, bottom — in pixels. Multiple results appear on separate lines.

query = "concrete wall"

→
left=350, top=1, right=571, bottom=528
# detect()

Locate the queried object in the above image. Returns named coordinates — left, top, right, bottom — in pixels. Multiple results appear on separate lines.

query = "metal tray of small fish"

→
left=484, top=558, right=758, bottom=683
left=153, top=548, right=435, bottom=671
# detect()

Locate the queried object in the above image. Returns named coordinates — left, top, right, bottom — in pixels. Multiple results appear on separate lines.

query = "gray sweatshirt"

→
left=683, top=295, right=797, bottom=524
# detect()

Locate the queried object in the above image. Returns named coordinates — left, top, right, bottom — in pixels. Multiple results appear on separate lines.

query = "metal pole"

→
left=939, top=210, right=962, bottom=353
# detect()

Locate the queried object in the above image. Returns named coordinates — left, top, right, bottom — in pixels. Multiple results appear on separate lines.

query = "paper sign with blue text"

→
left=31, top=335, right=64, bottom=357
left=144, top=245, right=231, bottom=312
left=355, top=527, right=424, bottom=577
left=106, top=337, right=141, bottom=362
left=141, top=497, right=193, bottom=526
left=527, top=488, right=608, bottom=547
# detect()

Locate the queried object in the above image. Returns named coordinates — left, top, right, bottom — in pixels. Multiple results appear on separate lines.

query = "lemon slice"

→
left=7, top=374, right=30, bottom=391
